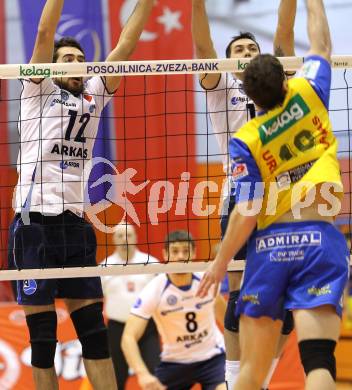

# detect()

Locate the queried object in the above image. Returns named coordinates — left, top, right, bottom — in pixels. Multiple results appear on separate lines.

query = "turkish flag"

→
left=0, top=0, right=14, bottom=300
left=107, top=0, right=197, bottom=258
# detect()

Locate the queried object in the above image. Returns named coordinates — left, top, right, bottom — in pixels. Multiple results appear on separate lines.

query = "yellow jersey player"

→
left=197, top=0, right=349, bottom=389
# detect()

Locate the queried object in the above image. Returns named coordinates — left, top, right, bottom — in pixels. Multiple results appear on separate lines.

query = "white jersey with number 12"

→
left=15, top=76, right=113, bottom=216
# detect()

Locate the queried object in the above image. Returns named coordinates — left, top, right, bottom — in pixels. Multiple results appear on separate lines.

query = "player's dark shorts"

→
left=236, top=221, right=349, bottom=320
left=221, top=195, right=247, bottom=260
left=8, top=211, right=103, bottom=305
left=155, top=352, right=225, bottom=390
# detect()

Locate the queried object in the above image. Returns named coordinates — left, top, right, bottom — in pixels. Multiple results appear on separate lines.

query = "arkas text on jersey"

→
left=51, top=143, right=88, bottom=159
left=176, top=329, right=208, bottom=346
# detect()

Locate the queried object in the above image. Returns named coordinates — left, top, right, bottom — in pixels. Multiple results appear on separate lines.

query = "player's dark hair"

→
left=243, top=54, right=286, bottom=111
left=53, top=37, right=85, bottom=62
left=225, top=32, right=261, bottom=58
left=164, top=230, right=195, bottom=250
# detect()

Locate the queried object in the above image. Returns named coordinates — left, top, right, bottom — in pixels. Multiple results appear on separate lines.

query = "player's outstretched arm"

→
left=306, top=0, right=332, bottom=62
left=273, top=0, right=297, bottom=57
left=191, top=0, right=220, bottom=90
left=30, top=0, right=64, bottom=64
left=104, top=0, right=155, bottom=94
left=121, top=315, right=166, bottom=390
left=197, top=204, right=257, bottom=298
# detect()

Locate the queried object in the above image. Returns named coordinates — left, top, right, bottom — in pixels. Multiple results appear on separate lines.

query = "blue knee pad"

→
left=224, top=290, right=240, bottom=332
left=26, top=311, right=57, bottom=369
left=70, top=302, right=110, bottom=360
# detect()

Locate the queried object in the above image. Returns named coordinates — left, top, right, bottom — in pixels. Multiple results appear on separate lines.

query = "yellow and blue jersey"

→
left=229, top=55, right=343, bottom=229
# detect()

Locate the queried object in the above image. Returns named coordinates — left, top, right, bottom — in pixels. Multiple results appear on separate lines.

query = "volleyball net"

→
left=0, top=56, right=351, bottom=280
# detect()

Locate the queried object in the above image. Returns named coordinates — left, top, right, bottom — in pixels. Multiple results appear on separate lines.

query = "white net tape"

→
left=1, top=55, right=352, bottom=79
left=0, top=261, right=245, bottom=281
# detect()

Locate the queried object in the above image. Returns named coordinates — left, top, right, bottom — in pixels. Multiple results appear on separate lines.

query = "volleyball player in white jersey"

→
left=122, top=230, right=227, bottom=390
left=191, top=1, right=296, bottom=389
left=8, top=0, right=155, bottom=389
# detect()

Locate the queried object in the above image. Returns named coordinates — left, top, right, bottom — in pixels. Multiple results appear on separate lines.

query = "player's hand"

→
left=137, top=372, right=166, bottom=390
left=196, top=257, right=228, bottom=298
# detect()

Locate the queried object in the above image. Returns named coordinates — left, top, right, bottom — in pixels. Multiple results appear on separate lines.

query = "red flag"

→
left=0, top=0, right=14, bottom=300
left=108, top=0, right=197, bottom=258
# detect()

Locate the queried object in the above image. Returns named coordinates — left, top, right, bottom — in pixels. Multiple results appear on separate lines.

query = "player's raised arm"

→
left=306, top=0, right=332, bottom=62
left=273, top=0, right=297, bottom=57
left=104, top=0, right=155, bottom=94
left=30, top=0, right=64, bottom=64
left=191, top=0, right=220, bottom=89
left=121, top=315, right=166, bottom=390
left=197, top=206, right=257, bottom=298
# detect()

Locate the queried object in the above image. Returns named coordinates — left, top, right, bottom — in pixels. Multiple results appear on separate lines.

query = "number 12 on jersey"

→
left=65, top=110, right=90, bottom=143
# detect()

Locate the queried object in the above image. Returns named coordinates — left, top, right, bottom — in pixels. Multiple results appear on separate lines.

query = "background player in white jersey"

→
left=191, top=1, right=296, bottom=388
left=8, top=0, right=155, bottom=389
left=121, top=230, right=227, bottom=390
left=101, top=223, right=160, bottom=389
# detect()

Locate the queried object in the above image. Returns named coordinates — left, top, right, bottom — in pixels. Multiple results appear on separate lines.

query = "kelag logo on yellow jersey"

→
left=259, top=94, right=310, bottom=145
